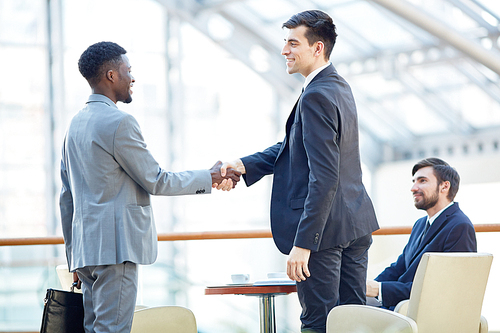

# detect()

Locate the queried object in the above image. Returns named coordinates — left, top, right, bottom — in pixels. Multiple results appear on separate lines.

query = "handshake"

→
left=209, top=160, right=246, bottom=191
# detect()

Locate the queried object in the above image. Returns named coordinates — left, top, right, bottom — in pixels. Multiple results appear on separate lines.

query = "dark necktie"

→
left=419, top=220, right=431, bottom=246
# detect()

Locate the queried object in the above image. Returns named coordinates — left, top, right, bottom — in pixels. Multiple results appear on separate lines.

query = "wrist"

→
left=234, top=159, right=246, bottom=174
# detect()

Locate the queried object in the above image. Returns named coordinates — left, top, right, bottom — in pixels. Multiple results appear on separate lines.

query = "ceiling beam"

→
left=397, top=71, right=475, bottom=135
left=452, top=59, right=500, bottom=105
left=445, top=0, right=499, bottom=35
left=368, top=0, right=500, bottom=76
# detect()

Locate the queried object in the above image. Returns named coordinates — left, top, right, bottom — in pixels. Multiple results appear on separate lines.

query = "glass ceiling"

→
left=158, top=0, right=500, bottom=167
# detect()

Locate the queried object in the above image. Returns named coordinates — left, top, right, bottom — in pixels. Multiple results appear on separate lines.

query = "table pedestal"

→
left=259, top=294, right=275, bottom=333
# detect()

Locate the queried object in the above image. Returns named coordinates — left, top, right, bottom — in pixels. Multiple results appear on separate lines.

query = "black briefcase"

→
left=40, top=288, right=84, bottom=333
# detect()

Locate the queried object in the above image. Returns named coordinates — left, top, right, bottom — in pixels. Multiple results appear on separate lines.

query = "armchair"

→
left=131, top=305, right=197, bottom=333
left=326, top=252, right=493, bottom=333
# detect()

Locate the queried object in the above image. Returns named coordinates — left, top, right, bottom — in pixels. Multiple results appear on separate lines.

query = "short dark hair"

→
left=78, top=42, right=127, bottom=86
left=412, top=157, right=460, bottom=201
left=282, top=10, right=337, bottom=61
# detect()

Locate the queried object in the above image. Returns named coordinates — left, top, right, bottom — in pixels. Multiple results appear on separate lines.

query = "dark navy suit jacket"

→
left=241, top=64, right=379, bottom=255
left=375, top=202, right=477, bottom=308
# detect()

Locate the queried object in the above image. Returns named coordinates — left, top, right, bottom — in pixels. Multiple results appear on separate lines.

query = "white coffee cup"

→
left=231, top=274, right=250, bottom=284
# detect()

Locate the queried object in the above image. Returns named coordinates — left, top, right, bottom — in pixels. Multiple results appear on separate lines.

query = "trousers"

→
left=297, top=234, right=372, bottom=333
left=77, top=262, right=138, bottom=333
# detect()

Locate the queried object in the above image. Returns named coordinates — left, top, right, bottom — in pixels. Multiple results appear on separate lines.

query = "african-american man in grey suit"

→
left=60, top=42, right=240, bottom=333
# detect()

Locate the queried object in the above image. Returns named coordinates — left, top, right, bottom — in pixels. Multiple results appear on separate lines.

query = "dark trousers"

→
left=297, top=234, right=372, bottom=333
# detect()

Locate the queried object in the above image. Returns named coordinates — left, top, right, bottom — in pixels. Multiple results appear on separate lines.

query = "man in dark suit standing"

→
left=366, top=158, right=477, bottom=309
left=220, top=10, right=379, bottom=332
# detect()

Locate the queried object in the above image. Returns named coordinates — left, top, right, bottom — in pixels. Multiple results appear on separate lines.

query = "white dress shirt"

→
left=303, top=62, right=331, bottom=90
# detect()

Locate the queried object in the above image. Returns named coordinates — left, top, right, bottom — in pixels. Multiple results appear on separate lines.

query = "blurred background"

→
left=1, top=0, right=500, bottom=331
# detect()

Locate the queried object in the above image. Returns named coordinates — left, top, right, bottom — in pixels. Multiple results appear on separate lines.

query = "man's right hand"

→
left=210, top=161, right=241, bottom=191
left=73, top=272, right=81, bottom=290
left=221, top=159, right=246, bottom=177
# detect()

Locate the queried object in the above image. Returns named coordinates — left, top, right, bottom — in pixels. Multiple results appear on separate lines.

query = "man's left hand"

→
left=366, top=280, right=379, bottom=297
left=287, top=246, right=311, bottom=282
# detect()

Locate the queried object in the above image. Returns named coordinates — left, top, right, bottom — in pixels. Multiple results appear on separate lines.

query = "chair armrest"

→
left=327, top=305, right=417, bottom=333
left=479, top=315, right=488, bottom=333
left=395, top=299, right=410, bottom=315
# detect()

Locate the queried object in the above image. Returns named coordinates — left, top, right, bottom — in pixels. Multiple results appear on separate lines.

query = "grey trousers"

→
left=77, top=262, right=138, bottom=333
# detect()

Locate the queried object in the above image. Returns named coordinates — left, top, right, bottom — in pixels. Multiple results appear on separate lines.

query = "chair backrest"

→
left=406, top=252, right=493, bottom=333
left=130, top=306, right=197, bottom=333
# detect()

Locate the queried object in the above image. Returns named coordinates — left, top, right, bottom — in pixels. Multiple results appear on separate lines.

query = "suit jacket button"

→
left=196, top=190, right=200, bottom=194
left=201, top=189, right=205, bottom=193
left=314, top=233, right=320, bottom=244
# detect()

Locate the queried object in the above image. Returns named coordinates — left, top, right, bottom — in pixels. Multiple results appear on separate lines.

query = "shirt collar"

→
left=428, top=201, right=454, bottom=225
left=303, top=62, right=331, bottom=90
left=87, top=94, right=118, bottom=109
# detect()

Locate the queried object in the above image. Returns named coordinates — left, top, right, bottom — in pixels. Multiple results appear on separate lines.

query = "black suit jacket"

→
left=375, top=202, right=477, bottom=308
left=242, top=64, right=379, bottom=254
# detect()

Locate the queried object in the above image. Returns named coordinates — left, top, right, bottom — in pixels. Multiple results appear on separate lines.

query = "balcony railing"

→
left=0, top=224, right=498, bottom=333
left=1, top=224, right=499, bottom=247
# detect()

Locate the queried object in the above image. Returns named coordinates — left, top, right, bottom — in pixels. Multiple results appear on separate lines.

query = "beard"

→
left=124, top=95, right=133, bottom=104
left=414, top=185, right=439, bottom=211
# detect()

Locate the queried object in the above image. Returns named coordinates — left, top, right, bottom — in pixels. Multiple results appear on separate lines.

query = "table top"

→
left=205, top=284, right=297, bottom=296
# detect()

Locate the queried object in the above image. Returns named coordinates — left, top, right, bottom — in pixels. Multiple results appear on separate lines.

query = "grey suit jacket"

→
left=60, top=94, right=211, bottom=271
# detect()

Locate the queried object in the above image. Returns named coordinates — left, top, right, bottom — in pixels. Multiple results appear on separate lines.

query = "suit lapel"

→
left=423, top=204, right=458, bottom=246
left=276, top=64, right=335, bottom=159
left=408, top=203, right=457, bottom=265
left=286, top=94, right=302, bottom=134
left=406, top=217, right=427, bottom=266
left=277, top=93, right=302, bottom=158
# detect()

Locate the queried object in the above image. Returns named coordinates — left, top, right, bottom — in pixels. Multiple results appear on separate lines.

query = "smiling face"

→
left=114, top=54, right=135, bottom=104
left=281, top=25, right=323, bottom=77
left=411, top=166, right=442, bottom=212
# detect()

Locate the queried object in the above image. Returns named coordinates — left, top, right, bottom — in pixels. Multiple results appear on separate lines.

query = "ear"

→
left=314, top=41, right=325, bottom=58
left=441, top=181, right=450, bottom=193
left=106, top=69, right=115, bottom=83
